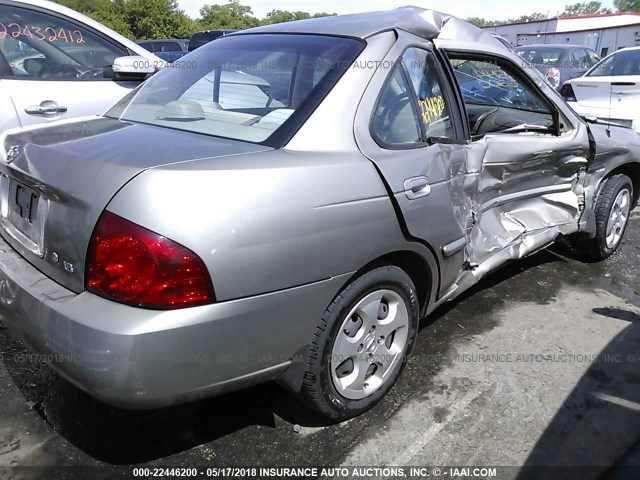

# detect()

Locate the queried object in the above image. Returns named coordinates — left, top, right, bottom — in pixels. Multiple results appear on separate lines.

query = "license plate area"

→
left=0, top=174, right=48, bottom=257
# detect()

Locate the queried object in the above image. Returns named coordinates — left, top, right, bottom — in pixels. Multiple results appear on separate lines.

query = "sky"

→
left=178, top=0, right=618, bottom=21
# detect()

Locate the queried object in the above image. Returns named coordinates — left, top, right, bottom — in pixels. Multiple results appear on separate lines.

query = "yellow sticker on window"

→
left=418, top=96, right=445, bottom=125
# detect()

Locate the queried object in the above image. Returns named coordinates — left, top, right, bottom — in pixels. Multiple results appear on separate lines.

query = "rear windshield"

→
left=516, top=48, right=564, bottom=66
left=107, top=34, right=363, bottom=147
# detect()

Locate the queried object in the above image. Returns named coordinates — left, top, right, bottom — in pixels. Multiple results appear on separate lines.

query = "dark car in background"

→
left=188, top=29, right=236, bottom=51
left=136, top=38, right=189, bottom=62
left=515, top=44, right=600, bottom=90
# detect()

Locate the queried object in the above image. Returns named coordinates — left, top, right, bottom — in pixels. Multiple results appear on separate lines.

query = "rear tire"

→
left=299, top=266, right=419, bottom=421
left=573, top=174, right=633, bottom=261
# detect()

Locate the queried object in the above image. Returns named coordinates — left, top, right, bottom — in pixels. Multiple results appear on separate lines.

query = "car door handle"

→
left=611, top=82, right=636, bottom=86
left=25, top=100, right=68, bottom=116
left=404, top=176, right=431, bottom=200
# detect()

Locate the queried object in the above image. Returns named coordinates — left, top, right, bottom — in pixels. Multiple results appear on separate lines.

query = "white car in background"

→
left=561, top=46, right=640, bottom=132
left=0, top=0, right=161, bottom=133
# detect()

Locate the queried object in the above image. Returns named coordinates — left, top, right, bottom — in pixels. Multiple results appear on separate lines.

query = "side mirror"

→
left=112, top=56, right=158, bottom=81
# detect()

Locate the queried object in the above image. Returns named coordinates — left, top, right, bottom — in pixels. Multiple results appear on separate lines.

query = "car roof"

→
left=137, top=38, right=186, bottom=43
left=517, top=43, right=587, bottom=49
left=238, top=6, right=479, bottom=41
left=610, top=46, right=640, bottom=53
left=515, top=44, right=585, bottom=50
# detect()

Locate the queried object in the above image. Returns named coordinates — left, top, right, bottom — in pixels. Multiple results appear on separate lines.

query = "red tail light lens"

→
left=86, top=211, right=214, bottom=309
left=560, top=82, right=576, bottom=102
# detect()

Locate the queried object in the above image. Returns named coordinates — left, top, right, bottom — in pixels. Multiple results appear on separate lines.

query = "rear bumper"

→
left=0, top=235, right=349, bottom=408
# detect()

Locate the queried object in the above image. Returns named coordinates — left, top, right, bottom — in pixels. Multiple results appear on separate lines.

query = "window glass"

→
left=402, top=48, right=455, bottom=139
left=611, top=50, right=640, bottom=76
left=587, top=50, right=600, bottom=66
left=449, top=57, right=554, bottom=137
left=516, top=47, right=563, bottom=66
left=155, top=41, right=182, bottom=52
left=0, top=4, right=126, bottom=80
left=108, top=34, right=363, bottom=145
left=588, top=55, right=614, bottom=76
left=372, top=66, right=421, bottom=145
left=571, top=49, right=590, bottom=69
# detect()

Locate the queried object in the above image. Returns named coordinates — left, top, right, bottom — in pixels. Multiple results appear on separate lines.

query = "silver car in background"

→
left=515, top=44, right=600, bottom=90
left=0, top=7, right=638, bottom=420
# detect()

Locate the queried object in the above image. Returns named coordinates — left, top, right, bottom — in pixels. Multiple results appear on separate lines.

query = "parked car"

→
left=188, top=29, right=235, bottom=51
left=136, top=38, right=188, bottom=62
left=490, top=33, right=513, bottom=51
left=561, top=46, right=640, bottom=132
left=515, top=44, right=600, bottom=90
left=0, top=0, right=163, bottom=134
left=1, top=7, right=638, bottom=421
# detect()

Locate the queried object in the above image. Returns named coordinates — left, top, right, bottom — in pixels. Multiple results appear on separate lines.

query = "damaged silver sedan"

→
left=0, top=7, right=638, bottom=420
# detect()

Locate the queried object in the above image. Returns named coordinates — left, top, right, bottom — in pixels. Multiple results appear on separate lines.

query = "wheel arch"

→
left=353, top=249, right=436, bottom=318
left=600, top=162, right=640, bottom=208
left=277, top=245, right=438, bottom=394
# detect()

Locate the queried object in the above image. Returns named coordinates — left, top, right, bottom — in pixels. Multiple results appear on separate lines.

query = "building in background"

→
left=483, top=13, right=640, bottom=57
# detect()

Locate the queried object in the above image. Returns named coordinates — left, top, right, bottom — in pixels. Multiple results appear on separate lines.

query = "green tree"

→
left=561, top=1, right=612, bottom=15
left=53, top=0, right=197, bottom=38
left=465, top=17, right=494, bottom=27
left=125, top=0, right=196, bottom=38
left=614, top=0, right=640, bottom=11
left=91, top=0, right=132, bottom=36
left=260, top=10, right=335, bottom=25
left=199, top=0, right=259, bottom=29
left=510, top=12, right=548, bottom=23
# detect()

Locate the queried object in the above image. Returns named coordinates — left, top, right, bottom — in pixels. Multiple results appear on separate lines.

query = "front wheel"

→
left=299, top=265, right=419, bottom=420
left=574, top=174, right=633, bottom=261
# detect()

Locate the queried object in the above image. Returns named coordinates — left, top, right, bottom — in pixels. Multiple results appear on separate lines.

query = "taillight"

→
left=86, top=211, right=214, bottom=309
left=560, top=82, right=576, bottom=102
left=546, top=67, right=560, bottom=88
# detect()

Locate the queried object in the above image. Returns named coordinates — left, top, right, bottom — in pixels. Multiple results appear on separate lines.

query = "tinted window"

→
left=108, top=34, right=363, bottom=146
left=450, top=57, right=554, bottom=137
left=154, top=41, right=182, bottom=52
left=571, top=49, right=590, bottom=69
left=0, top=4, right=126, bottom=80
left=516, top=47, right=564, bottom=66
left=588, top=55, right=614, bottom=76
left=188, top=31, right=229, bottom=51
left=612, top=50, right=640, bottom=76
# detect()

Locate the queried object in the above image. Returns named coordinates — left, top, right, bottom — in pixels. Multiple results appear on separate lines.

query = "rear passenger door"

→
left=355, top=36, right=473, bottom=296
left=610, top=49, right=640, bottom=121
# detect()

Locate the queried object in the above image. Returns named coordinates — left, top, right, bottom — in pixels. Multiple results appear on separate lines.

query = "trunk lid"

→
left=0, top=117, right=270, bottom=293
left=571, top=76, right=613, bottom=109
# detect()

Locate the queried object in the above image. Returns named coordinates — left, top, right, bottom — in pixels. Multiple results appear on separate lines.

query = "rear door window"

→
left=371, top=47, right=456, bottom=147
left=571, top=49, right=590, bottom=69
